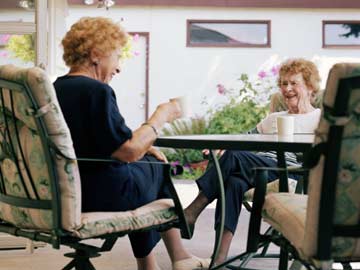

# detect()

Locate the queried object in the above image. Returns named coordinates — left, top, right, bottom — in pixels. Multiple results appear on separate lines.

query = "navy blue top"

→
left=54, top=75, right=134, bottom=211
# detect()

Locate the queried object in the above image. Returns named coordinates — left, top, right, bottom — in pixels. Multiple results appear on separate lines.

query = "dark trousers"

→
left=82, top=155, right=169, bottom=258
left=127, top=155, right=170, bottom=258
left=197, top=150, right=297, bottom=234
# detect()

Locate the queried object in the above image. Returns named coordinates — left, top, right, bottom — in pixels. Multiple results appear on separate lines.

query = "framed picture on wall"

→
left=186, top=20, right=271, bottom=48
left=323, top=20, right=360, bottom=48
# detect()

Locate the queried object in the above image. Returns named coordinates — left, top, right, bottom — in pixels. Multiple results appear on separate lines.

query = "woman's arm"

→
left=111, top=101, right=181, bottom=162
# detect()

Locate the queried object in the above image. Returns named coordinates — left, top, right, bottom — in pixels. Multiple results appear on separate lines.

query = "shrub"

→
left=206, top=70, right=279, bottom=134
left=206, top=99, right=268, bottom=134
left=160, top=117, right=208, bottom=165
left=161, top=65, right=280, bottom=179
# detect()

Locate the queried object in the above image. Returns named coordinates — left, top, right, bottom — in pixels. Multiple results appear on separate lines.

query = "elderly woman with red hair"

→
left=185, top=58, right=322, bottom=267
left=54, top=16, right=209, bottom=270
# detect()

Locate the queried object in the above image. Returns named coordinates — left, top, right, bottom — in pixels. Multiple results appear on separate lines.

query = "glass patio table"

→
left=154, top=133, right=314, bottom=269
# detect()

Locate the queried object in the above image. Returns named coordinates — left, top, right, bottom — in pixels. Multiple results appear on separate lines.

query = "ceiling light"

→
left=18, top=0, right=35, bottom=10
left=97, top=0, right=115, bottom=10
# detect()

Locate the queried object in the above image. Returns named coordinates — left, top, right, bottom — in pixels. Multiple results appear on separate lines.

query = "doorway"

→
left=110, top=32, right=149, bottom=130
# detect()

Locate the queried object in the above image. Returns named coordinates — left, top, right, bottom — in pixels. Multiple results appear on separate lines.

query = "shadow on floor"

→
left=0, top=209, right=280, bottom=270
left=0, top=181, right=280, bottom=270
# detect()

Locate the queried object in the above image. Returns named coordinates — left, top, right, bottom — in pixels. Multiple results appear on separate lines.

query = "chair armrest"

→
left=253, top=166, right=310, bottom=193
left=75, top=158, right=184, bottom=176
left=253, top=166, right=308, bottom=175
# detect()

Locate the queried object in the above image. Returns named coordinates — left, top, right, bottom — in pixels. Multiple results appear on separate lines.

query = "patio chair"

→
left=221, top=167, right=303, bottom=270
left=0, top=64, right=191, bottom=270
left=247, top=62, right=360, bottom=270
left=202, top=152, right=304, bottom=270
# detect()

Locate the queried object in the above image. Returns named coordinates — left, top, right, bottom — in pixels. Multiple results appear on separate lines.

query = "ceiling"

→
left=0, top=0, right=359, bottom=9
left=0, top=0, right=23, bottom=9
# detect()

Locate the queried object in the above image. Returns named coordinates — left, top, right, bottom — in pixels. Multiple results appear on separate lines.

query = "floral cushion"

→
left=243, top=178, right=297, bottom=202
left=0, top=126, right=53, bottom=229
left=75, top=199, right=177, bottom=238
left=0, top=65, right=181, bottom=241
left=0, top=65, right=82, bottom=232
left=302, top=63, right=360, bottom=261
left=262, top=193, right=307, bottom=253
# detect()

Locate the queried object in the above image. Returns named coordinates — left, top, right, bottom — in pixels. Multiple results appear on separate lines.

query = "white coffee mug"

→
left=276, top=116, right=294, bottom=136
left=170, top=95, right=192, bottom=118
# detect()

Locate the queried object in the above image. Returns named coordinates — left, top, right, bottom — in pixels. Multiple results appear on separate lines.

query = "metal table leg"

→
left=209, top=149, right=226, bottom=269
left=276, top=151, right=289, bottom=192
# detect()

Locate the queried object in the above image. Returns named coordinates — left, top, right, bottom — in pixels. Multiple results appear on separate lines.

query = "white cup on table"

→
left=276, top=115, right=294, bottom=136
left=170, top=95, right=192, bottom=118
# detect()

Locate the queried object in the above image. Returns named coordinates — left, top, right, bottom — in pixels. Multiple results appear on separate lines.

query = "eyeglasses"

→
left=280, top=80, right=304, bottom=88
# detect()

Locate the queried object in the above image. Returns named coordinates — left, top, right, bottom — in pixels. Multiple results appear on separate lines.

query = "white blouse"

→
left=256, top=108, right=321, bottom=134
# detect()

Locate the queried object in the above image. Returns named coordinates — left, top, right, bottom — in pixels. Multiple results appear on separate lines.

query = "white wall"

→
left=67, top=6, right=360, bottom=116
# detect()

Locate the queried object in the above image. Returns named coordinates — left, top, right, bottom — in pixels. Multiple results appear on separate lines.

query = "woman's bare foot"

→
left=184, top=191, right=209, bottom=223
left=183, top=191, right=209, bottom=237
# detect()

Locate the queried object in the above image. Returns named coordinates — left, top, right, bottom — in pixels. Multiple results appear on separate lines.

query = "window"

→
left=0, top=33, right=35, bottom=67
left=186, top=20, right=271, bottom=48
left=323, top=20, right=360, bottom=48
left=0, top=0, right=48, bottom=68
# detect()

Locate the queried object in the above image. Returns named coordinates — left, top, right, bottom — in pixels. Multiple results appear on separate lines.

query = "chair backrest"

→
left=269, top=89, right=324, bottom=113
left=302, top=63, right=360, bottom=260
left=0, top=65, right=82, bottom=234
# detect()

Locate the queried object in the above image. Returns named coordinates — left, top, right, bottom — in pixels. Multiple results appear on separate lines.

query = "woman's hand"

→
left=152, top=101, right=182, bottom=124
left=202, top=149, right=225, bottom=158
left=112, top=101, right=180, bottom=163
left=147, top=146, right=168, bottom=162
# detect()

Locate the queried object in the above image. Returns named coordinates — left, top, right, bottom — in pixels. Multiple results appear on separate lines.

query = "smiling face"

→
left=279, top=73, right=313, bottom=114
left=94, top=49, right=122, bottom=83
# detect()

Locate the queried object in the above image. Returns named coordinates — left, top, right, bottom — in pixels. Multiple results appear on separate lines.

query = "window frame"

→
left=186, top=19, right=271, bottom=48
left=322, top=20, right=360, bottom=49
left=69, top=0, right=360, bottom=9
left=0, top=0, right=48, bottom=68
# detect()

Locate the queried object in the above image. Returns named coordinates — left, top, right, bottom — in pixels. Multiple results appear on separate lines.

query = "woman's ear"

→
left=90, top=48, right=102, bottom=65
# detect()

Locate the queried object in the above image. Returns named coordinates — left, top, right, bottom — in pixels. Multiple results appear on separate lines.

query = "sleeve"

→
left=89, top=84, right=132, bottom=157
left=256, top=118, right=266, bottom=133
left=256, top=113, right=277, bottom=134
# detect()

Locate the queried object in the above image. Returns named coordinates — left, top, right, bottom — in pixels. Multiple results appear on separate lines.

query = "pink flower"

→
left=0, top=51, right=8, bottom=58
left=134, top=51, right=140, bottom=56
left=0, top=34, right=10, bottom=44
left=133, top=34, right=140, bottom=42
left=217, top=84, right=226, bottom=95
left=258, top=70, right=267, bottom=79
left=171, top=161, right=180, bottom=166
left=271, top=65, right=280, bottom=76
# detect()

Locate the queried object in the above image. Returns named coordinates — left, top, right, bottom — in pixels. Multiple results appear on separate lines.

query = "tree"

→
left=341, top=24, right=360, bottom=38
